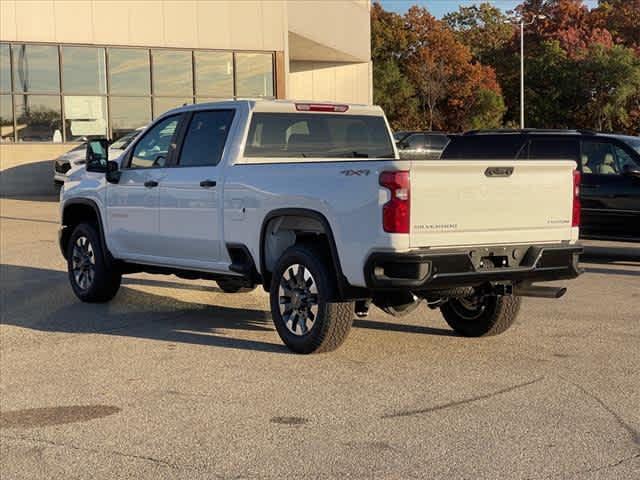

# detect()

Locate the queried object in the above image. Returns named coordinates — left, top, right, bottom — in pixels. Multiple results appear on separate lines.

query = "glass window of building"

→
left=12, top=44, right=60, bottom=93
left=14, top=95, right=62, bottom=142
left=0, top=95, right=14, bottom=142
left=153, top=97, right=192, bottom=118
left=64, top=96, right=108, bottom=141
left=235, top=53, right=273, bottom=98
left=62, top=46, right=107, bottom=94
left=194, top=51, right=233, bottom=98
left=108, top=48, right=151, bottom=95
left=1, top=44, right=11, bottom=92
left=110, top=97, right=151, bottom=140
left=151, top=50, right=192, bottom=96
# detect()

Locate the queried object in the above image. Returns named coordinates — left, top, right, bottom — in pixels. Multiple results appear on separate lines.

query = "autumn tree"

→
left=403, top=6, right=505, bottom=131
left=591, top=0, right=640, bottom=52
left=371, top=3, right=418, bottom=130
left=518, top=0, right=613, bottom=55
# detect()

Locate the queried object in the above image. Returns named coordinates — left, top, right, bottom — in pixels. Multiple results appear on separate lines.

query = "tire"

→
left=440, top=294, right=521, bottom=337
left=270, top=244, right=354, bottom=354
left=66, top=223, right=121, bottom=303
left=217, top=279, right=256, bottom=294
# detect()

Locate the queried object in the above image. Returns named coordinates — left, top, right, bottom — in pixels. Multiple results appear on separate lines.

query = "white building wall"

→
left=289, top=61, right=372, bottom=105
left=0, top=0, right=286, bottom=51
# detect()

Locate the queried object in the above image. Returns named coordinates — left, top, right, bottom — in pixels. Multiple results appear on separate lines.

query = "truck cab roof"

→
left=159, top=99, right=384, bottom=118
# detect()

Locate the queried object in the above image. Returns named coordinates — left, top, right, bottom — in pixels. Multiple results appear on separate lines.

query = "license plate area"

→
left=469, top=246, right=529, bottom=271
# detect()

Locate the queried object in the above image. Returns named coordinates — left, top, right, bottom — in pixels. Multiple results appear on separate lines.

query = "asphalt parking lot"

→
left=1, top=196, right=639, bottom=479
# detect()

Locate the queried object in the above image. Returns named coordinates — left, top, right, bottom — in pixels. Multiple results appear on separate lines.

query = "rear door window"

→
left=526, top=137, right=579, bottom=160
left=177, top=110, right=235, bottom=167
left=440, top=135, right=525, bottom=159
left=244, top=113, right=394, bottom=159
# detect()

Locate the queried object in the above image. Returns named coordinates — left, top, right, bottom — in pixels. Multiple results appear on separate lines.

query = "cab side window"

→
left=129, top=115, right=181, bottom=169
left=178, top=110, right=235, bottom=167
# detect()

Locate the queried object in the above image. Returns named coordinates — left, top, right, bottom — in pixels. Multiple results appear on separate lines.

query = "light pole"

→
left=512, top=14, right=546, bottom=129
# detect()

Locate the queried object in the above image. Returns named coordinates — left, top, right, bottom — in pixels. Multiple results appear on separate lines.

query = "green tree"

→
left=576, top=44, right=640, bottom=131
left=468, top=88, right=507, bottom=130
left=443, top=3, right=514, bottom=64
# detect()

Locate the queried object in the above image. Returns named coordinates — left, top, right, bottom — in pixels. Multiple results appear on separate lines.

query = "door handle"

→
left=144, top=180, right=159, bottom=188
left=200, top=179, right=217, bottom=188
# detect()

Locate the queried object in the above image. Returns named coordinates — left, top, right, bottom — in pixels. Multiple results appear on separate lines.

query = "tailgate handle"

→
left=485, top=167, right=514, bottom=177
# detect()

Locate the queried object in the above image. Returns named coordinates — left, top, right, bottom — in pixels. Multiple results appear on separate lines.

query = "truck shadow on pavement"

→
left=1, top=264, right=455, bottom=353
left=1, top=264, right=287, bottom=354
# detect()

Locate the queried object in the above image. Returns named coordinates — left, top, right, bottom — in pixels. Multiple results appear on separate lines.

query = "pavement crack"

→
left=382, top=377, right=544, bottom=419
left=0, top=434, right=222, bottom=475
left=560, top=377, right=640, bottom=447
left=542, top=452, right=640, bottom=479
left=582, top=453, right=640, bottom=473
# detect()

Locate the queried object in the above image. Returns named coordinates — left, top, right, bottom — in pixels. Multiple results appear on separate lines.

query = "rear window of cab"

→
left=244, top=113, right=395, bottom=159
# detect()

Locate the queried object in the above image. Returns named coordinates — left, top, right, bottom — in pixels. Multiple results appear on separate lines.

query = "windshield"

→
left=393, top=131, right=409, bottom=141
left=621, top=136, right=640, bottom=154
left=244, top=113, right=395, bottom=159
left=110, top=130, right=140, bottom=150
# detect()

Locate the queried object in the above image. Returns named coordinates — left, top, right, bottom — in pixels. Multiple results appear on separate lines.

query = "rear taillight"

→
left=380, top=171, right=410, bottom=233
left=572, top=170, right=581, bottom=227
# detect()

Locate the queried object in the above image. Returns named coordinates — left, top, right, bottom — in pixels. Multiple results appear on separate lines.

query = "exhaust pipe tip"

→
left=514, top=285, right=567, bottom=299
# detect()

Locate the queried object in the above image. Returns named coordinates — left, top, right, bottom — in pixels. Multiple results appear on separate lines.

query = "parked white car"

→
left=58, top=100, right=582, bottom=353
left=53, top=128, right=145, bottom=183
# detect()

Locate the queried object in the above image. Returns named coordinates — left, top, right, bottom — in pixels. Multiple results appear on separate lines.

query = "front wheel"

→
left=440, top=294, right=521, bottom=337
left=270, top=244, right=353, bottom=354
left=67, top=223, right=121, bottom=303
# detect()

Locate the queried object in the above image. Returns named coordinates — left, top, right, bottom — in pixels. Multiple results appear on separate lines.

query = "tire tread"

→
left=441, top=295, right=521, bottom=337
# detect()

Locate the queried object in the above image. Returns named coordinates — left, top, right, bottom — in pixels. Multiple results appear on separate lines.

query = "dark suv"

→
left=441, top=130, right=640, bottom=242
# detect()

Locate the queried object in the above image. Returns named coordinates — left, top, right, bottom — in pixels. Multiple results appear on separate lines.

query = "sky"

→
left=378, top=0, right=599, bottom=18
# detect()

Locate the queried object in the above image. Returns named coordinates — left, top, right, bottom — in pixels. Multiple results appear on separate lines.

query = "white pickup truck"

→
left=59, top=100, right=582, bottom=353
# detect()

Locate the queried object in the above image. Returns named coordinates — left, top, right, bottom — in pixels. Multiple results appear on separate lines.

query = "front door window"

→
left=129, top=115, right=181, bottom=169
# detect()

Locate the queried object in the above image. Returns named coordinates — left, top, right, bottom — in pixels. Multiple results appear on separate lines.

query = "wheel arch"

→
left=60, top=199, right=109, bottom=261
left=259, top=208, right=347, bottom=296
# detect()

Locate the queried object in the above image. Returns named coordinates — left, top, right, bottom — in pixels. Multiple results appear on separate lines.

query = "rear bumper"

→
left=364, top=243, right=582, bottom=291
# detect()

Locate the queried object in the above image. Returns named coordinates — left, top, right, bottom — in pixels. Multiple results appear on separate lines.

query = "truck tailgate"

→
left=410, top=160, right=577, bottom=248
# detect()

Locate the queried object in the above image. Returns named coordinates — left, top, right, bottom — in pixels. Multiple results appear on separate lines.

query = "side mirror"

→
left=86, top=139, right=109, bottom=173
left=106, top=160, right=121, bottom=184
left=623, top=164, right=640, bottom=179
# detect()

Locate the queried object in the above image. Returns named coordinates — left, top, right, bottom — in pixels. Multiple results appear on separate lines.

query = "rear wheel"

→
left=67, top=223, right=121, bottom=303
left=270, top=244, right=353, bottom=354
left=440, top=293, right=521, bottom=337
